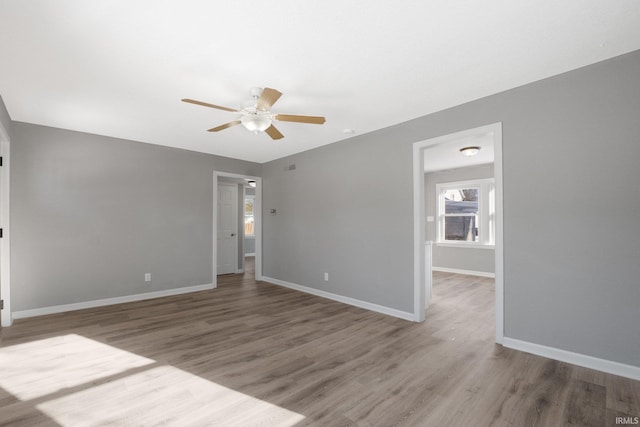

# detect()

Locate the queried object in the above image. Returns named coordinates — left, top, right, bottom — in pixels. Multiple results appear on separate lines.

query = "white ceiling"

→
left=1, top=1, right=639, bottom=163
left=424, top=132, right=494, bottom=173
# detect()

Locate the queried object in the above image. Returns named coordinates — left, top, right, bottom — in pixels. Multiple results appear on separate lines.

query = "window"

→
left=244, top=196, right=255, bottom=237
left=436, top=179, right=494, bottom=246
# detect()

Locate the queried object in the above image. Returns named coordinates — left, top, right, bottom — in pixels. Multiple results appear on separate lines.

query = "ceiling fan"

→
left=182, top=87, right=326, bottom=140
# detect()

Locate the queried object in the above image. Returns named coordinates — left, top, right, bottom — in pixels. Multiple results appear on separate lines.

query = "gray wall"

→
left=0, top=96, right=10, bottom=138
left=11, top=122, right=260, bottom=311
left=263, top=50, right=640, bottom=367
left=425, top=164, right=494, bottom=274
left=244, top=237, right=256, bottom=255
left=263, top=135, right=413, bottom=312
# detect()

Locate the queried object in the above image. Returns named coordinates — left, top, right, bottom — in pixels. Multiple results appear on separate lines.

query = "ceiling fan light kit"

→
left=182, top=87, right=326, bottom=140
left=241, top=114, right=272, bottom=133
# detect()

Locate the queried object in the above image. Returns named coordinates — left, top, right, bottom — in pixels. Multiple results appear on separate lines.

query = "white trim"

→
left=503, top=337, right=640, bottom=381
left=254, top=179, right=262, bottom=281
left=213, top=172, right=263, bottom=287
left=262, top=276, right=415, bottom=322
left=432, top=266, right=495, bottom=278
left=244, top=252, right=256, bottom=257
left=494, top=124, right=504, bottom=344
left=413, top=143, right=426, bottom=322
left=437, top=178, right=494, bottom=187
left=435, top=242, right=495, bottom=250
left=425, top=241, right=433, bottom=306
left=12, top=283, right=214, bottom=320
left=413, top=122, right=504, bottom=343
left=0, top=120, right=10, bottom=327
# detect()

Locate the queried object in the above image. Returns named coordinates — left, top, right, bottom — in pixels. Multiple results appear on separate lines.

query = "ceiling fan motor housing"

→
left=249, top=87, right=264, bottom=100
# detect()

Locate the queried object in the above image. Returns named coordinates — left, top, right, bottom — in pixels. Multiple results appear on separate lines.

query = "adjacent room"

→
left=1, top=1, right=639, bottom=425
left=422, top=128, right=498, bottom=343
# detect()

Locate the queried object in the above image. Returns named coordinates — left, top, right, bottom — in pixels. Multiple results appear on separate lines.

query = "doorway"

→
left=413, top=122, right=504, bottom=344
left=213, top=172, right=262, bottom=288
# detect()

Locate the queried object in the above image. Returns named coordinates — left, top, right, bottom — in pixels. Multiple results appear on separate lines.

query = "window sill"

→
left=435, top=242, right=495, bottom=250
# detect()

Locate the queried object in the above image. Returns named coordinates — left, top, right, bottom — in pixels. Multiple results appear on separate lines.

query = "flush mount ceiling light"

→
left=247, top=180, right=257, bottom=188
left=460, top=146, right=481, bottom=157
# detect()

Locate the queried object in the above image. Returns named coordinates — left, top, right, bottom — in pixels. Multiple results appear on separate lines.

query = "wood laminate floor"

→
left=0, top=260, right=638, bottom=426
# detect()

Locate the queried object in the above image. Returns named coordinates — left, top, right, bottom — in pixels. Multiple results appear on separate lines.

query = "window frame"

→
left=436, top=178, right=495, bottom=248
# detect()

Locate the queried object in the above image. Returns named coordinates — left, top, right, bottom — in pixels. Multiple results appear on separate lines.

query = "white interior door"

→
left=217, top=183, right=238, bottom=275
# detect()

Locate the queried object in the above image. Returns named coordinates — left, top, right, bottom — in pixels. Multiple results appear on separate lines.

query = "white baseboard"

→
left=12, top=283, right=215, bottom=320
left=261, top=276, right=414, bottom=322
left=432, top=266, right=495, bottom=278
left=503, top=337, right=640, bottom=381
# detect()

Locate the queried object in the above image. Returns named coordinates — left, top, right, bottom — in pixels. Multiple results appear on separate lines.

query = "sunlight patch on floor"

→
left=0, top=334, right=305, bottom=426
left=0, top=334, right=154, bottom=400
left=36, top=365, right=306, bottom=426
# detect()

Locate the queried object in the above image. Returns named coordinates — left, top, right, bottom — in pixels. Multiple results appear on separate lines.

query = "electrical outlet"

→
left=145, top=273, right=151, bottom=282
left=324, top=272, right=329, bottom=281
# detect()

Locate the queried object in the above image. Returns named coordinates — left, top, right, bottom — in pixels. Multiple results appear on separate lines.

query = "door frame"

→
left=0, top=119, right=10, bottom=327
left=412, top=122, right=504, bottom=344
left=213, top=171, right=262, bottom=287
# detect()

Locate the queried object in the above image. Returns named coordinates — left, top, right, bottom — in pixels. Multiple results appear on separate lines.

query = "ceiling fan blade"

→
left=265, top=125, right=284, bottom=140
left=182, top=98, right=238, bottom=113
left=207, top=120, right=241, bottom=132
left=275, top=114, right=326, bottom=125
left=256, top=88, right=282, bottom=111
